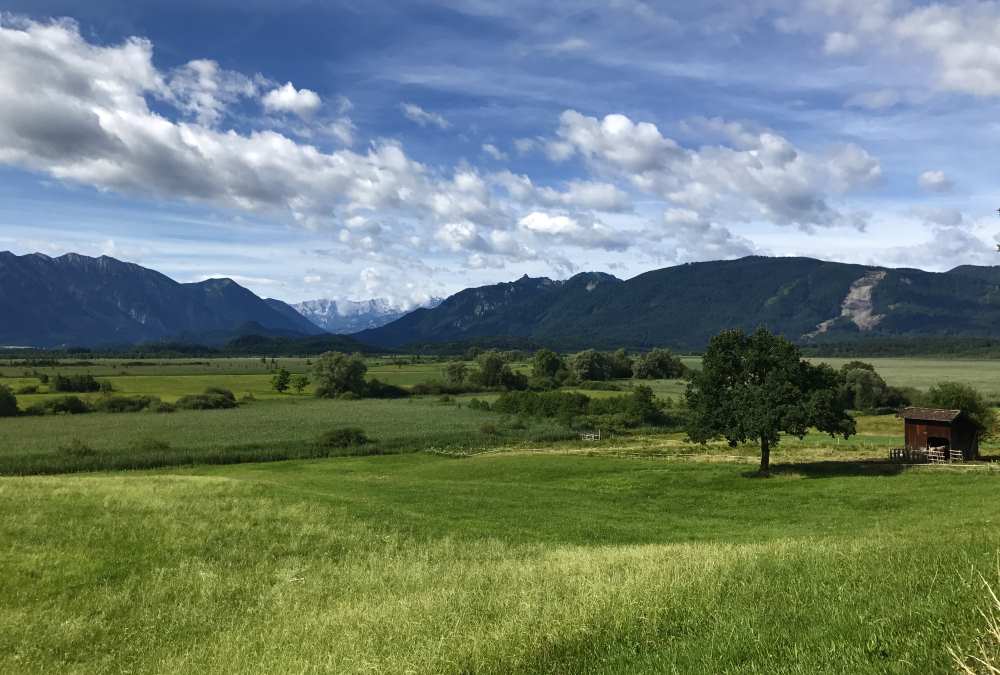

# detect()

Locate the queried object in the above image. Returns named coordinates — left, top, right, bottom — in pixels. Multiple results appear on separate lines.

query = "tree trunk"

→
left=759, top=436, right=770, bottom=474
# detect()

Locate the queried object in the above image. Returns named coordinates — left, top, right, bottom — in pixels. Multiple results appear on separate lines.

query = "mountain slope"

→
left=355, top=256, right=1000, bottom=350
left=0, top=252, right=325, bottom=347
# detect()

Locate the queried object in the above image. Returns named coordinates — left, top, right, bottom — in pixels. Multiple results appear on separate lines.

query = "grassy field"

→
left=1, top=453, right=998, bottom=673
left=2, top=355, right=999, bottom=673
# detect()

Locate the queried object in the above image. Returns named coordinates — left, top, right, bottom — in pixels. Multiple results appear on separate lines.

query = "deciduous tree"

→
left=686, top=328, right=855, bottom=473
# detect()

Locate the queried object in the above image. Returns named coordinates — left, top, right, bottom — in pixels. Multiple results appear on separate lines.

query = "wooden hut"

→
left=899, top=407, right=980, bottom=460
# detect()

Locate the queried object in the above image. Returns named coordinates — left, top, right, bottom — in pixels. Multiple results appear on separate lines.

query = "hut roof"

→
left=898, top=407, right=962, bottom=423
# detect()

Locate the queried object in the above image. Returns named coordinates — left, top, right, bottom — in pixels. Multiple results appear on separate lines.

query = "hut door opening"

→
left=927, top=436, right=949, bottom=450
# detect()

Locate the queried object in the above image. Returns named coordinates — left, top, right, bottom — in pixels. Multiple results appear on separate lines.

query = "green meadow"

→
left=1, top=355, right=998, bottom=673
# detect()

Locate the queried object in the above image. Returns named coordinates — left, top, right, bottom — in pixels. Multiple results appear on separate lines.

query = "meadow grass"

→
left=1, top=453, right=997, bottom=673
left=0, top=398, right=575, bottom=475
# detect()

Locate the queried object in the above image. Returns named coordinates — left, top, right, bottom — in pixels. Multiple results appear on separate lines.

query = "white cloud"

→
left=166, top=59, right=260, bottom=126
left=918, top=169, right=953, bottom=192
left=326, top=117, right=356, bottom=146
left=262, top=82, right=322, bottom=117
left=400, top=102, right=450, bottom=129
left=481, top=143, right=508, bottom=160
left=518, top=211, right=631, bottom=251
left=552, top=110, right=880, bottom=229
left=547, top=37, right=590, bottom=53
left=494, top=171, right=632, bottom=212
left=823, top=31, right=859, bottom=55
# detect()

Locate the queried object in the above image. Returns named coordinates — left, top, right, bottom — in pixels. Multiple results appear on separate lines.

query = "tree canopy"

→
left=313, top=352, right=368, bottom=398
left=686, top=328, right=856, bottom=473
left=926, top=381, right=996, bottom=439
left=0, top=385, right=17, bottom=417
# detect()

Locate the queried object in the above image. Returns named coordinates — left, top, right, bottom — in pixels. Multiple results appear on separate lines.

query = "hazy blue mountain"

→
left=355, top=257, right=1000, bottom=350
left=0, top=251, right=325, bottom=347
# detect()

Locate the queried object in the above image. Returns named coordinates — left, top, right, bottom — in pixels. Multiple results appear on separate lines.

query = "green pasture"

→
left=1, top=453, right=997, bottom=674
left=0, top=398, right=574, bottom=475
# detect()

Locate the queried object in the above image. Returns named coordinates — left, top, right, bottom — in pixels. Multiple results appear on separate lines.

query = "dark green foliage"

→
left=926, top=382, right=997, bottom=439
left=290, top=374, right=310, bottom=394
left=314, top=352, right=368, bottom=398
left=838, top=362, right=909, bottom=412
left=92, top=395, right=161, bottom=414
left=531, top=349, right=564, bottom=379
left=633, top=348, right=687, bottom=379
left=469, top=350, right=528, bottom=391
left=444, top=361, right=468, bottom=385
left=271, top=368, right=291, bottom=393
left=493, top=386, right=670, bottom=430
left=0, top=385, right=17, bottom=417
left=50, top=374, right=102, bottom=393
left=203, top=387, right=236, bottom=402
left=569, top=350, right=633, bottom=381
left=175, top=390, right=238, bottom=410
left=575, top=381, right=621, bottom=391
left=411, top=381, right=481, bottom=396
left=364, top=379, right=408, bottom=399
left=686, top=328, right=856, bottom=473
left=16, top=384, right=38, bottom=394
left=467, top=398, right=490, bottom=411
left=479, top=423, right=499, bottom=436
left=25, top=396, right=92, bottom=416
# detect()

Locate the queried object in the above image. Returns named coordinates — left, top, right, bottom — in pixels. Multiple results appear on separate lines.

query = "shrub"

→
left=93, top=395, right=160, bottom=414
left=50, top=374, right=102, bottom=393
left=412, top=380, right=482, bottom=396
left=0, top=384, right=17, bottom=417
left=271, top=368, right=291, bottom=393
left=26, top=396, right=91, bottom=416
left=175, top=390, right=238, bottom=410
left=317, top=427, right=370, bottom=450
left=467, top=398, right=490, bottom=411
left=577, top=380, right=621, bottom=391
left=479, top=422, right=499, bottom=436
left=203, top=387, right=236, bottom=402
left=365, top=378, right=409, bottom=399
left=148, top=400, right=176, bottom=413
left=15, top=384, right=39, bottom=395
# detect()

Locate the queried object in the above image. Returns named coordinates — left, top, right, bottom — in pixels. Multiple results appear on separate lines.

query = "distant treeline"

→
left=799, top=336, right=1000, bottom=358
left=8, top=334, right=1000, bottom=360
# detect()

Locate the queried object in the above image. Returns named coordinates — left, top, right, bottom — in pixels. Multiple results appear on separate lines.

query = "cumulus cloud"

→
left=400, top=102, right=450, bottom=129
left=787, top=1, right=1000, bottom=98
left=918, top=169, right=953, bottom=192
left=518, top=211, right=631, bottom=250
left=551, top=110, right=880, bottom=230
left=262, top=82, right=322, bottom=117
left=166, top=59, right=260, bottom=126
left=494, top=171, right=632, bottom=212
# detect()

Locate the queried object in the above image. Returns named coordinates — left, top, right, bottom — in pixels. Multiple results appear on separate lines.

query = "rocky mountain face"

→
left=293, top=297, right=443, bottom=334
left=354, top=257, right=1000, bottom=351
left=0, top=252, right=324, bottom=347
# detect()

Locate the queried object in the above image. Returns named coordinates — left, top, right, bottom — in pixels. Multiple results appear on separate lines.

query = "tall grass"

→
left=953, top=567, right=1000, bottom=674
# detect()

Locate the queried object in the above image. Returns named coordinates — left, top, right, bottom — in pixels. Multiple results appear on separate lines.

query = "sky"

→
left=1, top=0, right=999, bottom=306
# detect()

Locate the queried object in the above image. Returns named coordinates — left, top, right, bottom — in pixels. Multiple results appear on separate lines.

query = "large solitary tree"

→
left=686, top=328, right=856, bottom=473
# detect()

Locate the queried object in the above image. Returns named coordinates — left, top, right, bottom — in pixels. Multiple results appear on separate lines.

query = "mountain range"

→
left=7, top=251, right=1000, bottom=351
left=0, top=252, right=323, bottom=347
left=293, top=297, right=443, bottom=334
left=355, top=256, right=1000, bottom=351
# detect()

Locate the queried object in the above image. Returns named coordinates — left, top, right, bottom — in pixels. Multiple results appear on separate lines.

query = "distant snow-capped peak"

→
left=292, top=296, right=442, bottom=333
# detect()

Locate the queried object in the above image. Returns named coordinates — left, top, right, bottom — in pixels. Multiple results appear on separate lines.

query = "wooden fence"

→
left=889, top=447, right=964, bottom=464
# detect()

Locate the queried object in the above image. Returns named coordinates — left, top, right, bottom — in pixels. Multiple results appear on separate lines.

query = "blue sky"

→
left=1, top=1, right=999, bottom=305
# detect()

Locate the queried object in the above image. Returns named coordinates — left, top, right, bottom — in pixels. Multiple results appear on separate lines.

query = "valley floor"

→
left=2, top=449, right=998, bottom=674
